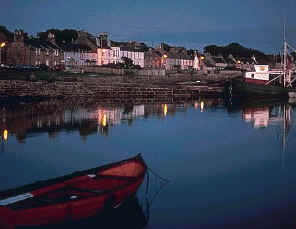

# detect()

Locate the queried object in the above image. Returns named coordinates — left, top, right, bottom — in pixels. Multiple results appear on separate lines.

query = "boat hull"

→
left=228, top=80, right=296, bottom=98
left=0, top=154, right=147, bottom=228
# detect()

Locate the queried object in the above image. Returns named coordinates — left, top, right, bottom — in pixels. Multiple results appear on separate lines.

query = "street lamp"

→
left=162, top=54, right=168, bottom=69
left=0, top=42, right=6, bottom=64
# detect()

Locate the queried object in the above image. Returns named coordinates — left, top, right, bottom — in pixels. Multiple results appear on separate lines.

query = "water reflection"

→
left=0, top=98, right=224, bottom=145
left=1, top=98, right=296, bottom=228
left=242, top=102, right=295, bottom=169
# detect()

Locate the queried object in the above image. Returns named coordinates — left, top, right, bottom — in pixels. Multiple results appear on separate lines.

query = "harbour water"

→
left=0, top=98, right=296, bottom=228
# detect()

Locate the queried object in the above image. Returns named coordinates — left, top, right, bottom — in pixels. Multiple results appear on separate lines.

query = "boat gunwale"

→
left=0, top=154, right=146, bottom=200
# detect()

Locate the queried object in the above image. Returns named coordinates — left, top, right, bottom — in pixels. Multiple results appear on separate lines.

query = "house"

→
left=75, top=30, right=98, bottom=53
left=62, top=30, right=98, bottom=67
left=63, top=43, right=97, bottom=66
left=5, top=30, right=63, bottom=67
left=204, top=53, right=227, bottom=70
left=144, top=49, right=162, bottom=69
left=156, top=43, right=199, bottom=70
left=97, top=33, right=147, bottom=68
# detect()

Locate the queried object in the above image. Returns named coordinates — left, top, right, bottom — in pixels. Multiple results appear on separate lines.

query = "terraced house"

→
left=5, top=29, right=63, bottom=67
left=63, top=31, right=98, bottom=66
left=97, top=33, right=147, bottom=68
left=156, top=43, right=200, bottom=70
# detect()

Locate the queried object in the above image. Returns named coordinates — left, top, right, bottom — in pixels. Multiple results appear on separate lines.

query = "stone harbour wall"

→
left=0, top=78, right=224, bottom=100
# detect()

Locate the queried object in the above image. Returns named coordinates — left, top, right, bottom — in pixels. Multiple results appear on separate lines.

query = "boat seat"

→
left=96, top=174, right=137, bottom=181
left=67, top=186, right=105, bottom=195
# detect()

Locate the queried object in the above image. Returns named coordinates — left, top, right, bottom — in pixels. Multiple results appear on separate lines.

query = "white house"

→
left=63, top=44, right=97, bottom=66
left=97, top=46, right=145, bottom=68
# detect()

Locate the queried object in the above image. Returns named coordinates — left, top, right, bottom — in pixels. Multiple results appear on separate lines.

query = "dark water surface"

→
left=0, top=98, right=296, bottom=228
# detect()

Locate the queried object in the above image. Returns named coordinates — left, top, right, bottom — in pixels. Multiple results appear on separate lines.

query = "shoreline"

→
left=0, top=71, right=241, bottom=102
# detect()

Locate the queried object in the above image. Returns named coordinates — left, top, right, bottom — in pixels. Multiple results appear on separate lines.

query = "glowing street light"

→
left=0, top=42, right=6, bottom=64
left=163, top=54, right=168, bottom=58
left=3, top=129, right=8, bottom=141
left=200, top=56, right=205, bottom=60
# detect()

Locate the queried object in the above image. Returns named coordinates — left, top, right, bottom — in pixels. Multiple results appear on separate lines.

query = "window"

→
left=36, top=48, right=41, bottom=56
left=251, top=74, right=254, bottom=78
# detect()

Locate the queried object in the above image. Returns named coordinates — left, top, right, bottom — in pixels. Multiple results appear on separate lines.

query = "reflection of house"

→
left=96, top=105, right=145, bottom=127
left=243, top=107, right=269, bottom=128
left=5, top=30, right=63, bottom=67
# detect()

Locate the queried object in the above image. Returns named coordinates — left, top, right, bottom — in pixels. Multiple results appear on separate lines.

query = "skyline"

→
left=3, top=0, right=296, bottom=53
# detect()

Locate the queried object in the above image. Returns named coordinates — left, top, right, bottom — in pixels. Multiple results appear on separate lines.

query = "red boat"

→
left=0, top=154, right=147, bottom=229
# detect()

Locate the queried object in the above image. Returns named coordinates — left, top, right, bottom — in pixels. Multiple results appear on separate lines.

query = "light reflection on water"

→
left=0, top=98, right=296, bottom=228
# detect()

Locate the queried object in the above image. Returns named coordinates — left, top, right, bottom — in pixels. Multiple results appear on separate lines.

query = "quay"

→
left=0, top=72, right=240, bottom=102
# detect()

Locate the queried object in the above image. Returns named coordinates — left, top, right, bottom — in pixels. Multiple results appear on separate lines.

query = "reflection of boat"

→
left=240, top=99, right=294, bottom=167
left=0, top=154, right=147, bottom=228
left=32, top=196, right=149, bottom=229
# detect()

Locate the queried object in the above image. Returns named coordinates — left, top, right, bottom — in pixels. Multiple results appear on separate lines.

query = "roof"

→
left=110, top=40, right=149, bottom=52
left=61, top=43, right=92, bottom=52
left=212, top=57, right=226, bottom=63
left=24, top=37, right=62, bottom=50
left=120, top=46, right=147, bottom=52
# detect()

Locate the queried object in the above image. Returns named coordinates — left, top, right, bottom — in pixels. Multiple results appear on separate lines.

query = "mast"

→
left=283, top=22, right=287, bottom=87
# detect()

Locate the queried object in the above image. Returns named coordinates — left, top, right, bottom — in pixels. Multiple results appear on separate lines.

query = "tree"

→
left=121, top=57, right=134, bottom=69
left=0, top=25, right=13, bottom=41
left=204, top=43, right=271, bottom=64
left=37, top=29, right=78, bottom=45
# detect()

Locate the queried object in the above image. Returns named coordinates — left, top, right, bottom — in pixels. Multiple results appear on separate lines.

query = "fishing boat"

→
left=227, top=26, right=296, bottom=98
left=0, top=154, right=147, bottom=229
left=228, top=65, right=296, bottom=98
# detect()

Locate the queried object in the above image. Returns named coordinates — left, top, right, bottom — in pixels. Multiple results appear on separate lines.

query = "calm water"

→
left=0, top=98, right=296, bottom=228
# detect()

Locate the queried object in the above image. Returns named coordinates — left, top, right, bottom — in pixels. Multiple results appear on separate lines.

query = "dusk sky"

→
left=2, top=0, right=296, bottom=53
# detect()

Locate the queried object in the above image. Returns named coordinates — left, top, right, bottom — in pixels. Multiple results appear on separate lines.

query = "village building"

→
left=63, top=43, right=97, bottom=66
left=5, top=30, right=63, bottom=67
left=144, top=49, right=162, bottom=69
left=62, top=31, right=98, bottom=66
left=97, top=33, right=147, bottom=68
left=156, top=43, right=199, bottom=70
left=204, top=53, right=228, bottom=70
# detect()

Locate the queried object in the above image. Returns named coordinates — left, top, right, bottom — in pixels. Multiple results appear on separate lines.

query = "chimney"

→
left=48, top=32, right=56, bottom=44
left=14, top=29, right=24, bottom=42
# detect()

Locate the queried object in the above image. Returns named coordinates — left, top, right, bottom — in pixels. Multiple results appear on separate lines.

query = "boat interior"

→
left=1, top=160, right=146, bottom=211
